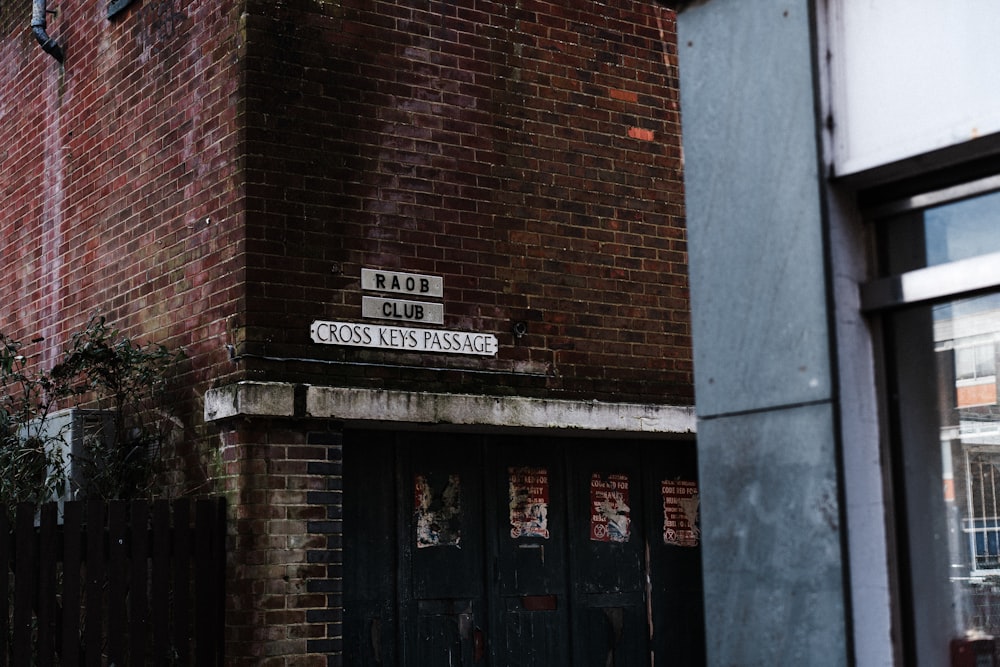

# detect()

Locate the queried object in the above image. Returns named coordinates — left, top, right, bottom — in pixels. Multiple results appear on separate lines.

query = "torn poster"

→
left=589, top=473, right=631, bottom=543
left=414, top=472, right=462, bottom=548
left=508, top=466, right=550, bottom=539
left=661, top=479, right=699, bottom=547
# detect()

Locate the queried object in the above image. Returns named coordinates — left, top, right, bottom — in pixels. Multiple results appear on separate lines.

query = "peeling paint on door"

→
left=508, top=466, right=550, bottom=539
left=661, top=480, right=699, bottom=547
left=414, top=473, right=462, bottom=548
left=589, top=473, right=631, bottom=543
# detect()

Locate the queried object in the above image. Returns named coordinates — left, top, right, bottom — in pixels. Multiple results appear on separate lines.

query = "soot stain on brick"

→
left=138, top=0, right=187, bottom=52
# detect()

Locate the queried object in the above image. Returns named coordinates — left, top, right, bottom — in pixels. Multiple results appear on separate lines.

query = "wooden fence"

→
left=0, top=497, right=226, bottom=666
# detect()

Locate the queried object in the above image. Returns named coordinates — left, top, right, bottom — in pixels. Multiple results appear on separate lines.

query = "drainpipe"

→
left=31, top=0, right=64, bottom=62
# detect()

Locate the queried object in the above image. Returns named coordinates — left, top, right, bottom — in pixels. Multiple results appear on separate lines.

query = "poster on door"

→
left=508, top=466, right=550, bottom=539
left=661, top=479, right=699, bottom=547
left=589, top=473, right=631, bottom=543
left=414, top=472, right=462, bottom=548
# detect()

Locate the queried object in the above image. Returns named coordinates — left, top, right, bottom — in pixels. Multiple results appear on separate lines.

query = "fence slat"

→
left=0, top=511, right=9, bottom=667
left=38, top=504, right=58, bottom=667
left=152, top=499, right=171, bottom=666
left=85, top=499, right=105, bottom=667
left=172, top=498, right=192, bottom=661
left=13, top=504, right=36, bottom=667
left=130, top=500, right=150, bottom=664
left=108, top=501, right=127, bottom=665
left=195, top=500, right=216, bottom=666
left=62, top=502, right=82, bottom=666
left=212, top=498, right=227, bottom=667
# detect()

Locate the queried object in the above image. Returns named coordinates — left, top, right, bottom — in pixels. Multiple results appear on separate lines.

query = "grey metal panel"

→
left=678, top=3, right=849, bottom=664
left=679, top=0, right=832, bottom=418
left=697, top=403, right=848, bottom=667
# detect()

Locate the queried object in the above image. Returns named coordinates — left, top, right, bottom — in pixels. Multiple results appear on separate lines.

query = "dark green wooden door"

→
left=343, top=432, right=705, bottom=666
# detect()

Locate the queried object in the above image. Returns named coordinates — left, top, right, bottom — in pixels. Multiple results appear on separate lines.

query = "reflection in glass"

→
left=925, top=189, right=1000, bottom=266
left=932, top=294, right=1000, bottom=637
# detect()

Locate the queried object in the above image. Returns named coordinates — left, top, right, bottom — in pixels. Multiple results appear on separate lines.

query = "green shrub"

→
left=0, top=335, right=66, bottom=508
left=0, top=316, right=184, bottom=507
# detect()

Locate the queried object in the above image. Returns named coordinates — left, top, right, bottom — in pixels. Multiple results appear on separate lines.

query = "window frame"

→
left=861, top=174, right=1000, bottom=312
left=862, top=174, right=1000, bottom=663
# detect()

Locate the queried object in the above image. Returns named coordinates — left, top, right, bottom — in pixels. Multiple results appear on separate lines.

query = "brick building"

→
left=2, top=0, right=698, bottom=664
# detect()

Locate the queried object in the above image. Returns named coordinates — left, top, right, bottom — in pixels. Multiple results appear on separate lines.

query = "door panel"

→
left=568, top=444, right=649, bottom=666
left=499, top=596, right=566, bottom=667
left=344, top=432, right=398, bottom=667
left=399, top=435, right=486, bottom=666
left=644, top=441, right=706, bottom=666
left=414, top=599, right=480, bottom=665
left=576, top=598, right=648, bottom=667
left=489, top=440, right=571, bottom=666
left=491, top=440, right=568, bottom=595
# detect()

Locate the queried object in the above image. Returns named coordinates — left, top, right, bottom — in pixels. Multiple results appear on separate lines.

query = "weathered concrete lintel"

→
left=204, top=381, right=297, bottom=421
left=204, top=381, right=696, bottom=435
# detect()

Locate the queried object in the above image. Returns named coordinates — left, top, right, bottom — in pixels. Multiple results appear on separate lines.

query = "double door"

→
left=344, top=432, right=704, bottom=666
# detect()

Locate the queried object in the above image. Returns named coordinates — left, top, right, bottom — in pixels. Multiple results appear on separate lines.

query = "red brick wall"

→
left=0, top=0, right=244, bottom=405
left=220, top=422, right=338, bottom=665
left=240, top=0, right=691, bottom=405
left=2, top=0, right=688, bottom=408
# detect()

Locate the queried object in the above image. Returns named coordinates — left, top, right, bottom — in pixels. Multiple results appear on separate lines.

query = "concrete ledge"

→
left=205, top=382, right=696, bottom=434
left=308, top=385, right=696, bottom=434
left=204, top=381, right=296, bottom=421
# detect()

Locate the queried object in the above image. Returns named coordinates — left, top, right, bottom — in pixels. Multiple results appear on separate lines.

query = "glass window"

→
left=870, top=181, right=1000, bottom=664
left=925, top=190, right=1000, bottom=266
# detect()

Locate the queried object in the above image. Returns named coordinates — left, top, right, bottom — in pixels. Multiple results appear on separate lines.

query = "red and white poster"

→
left=661, top=479, right=699, bottom=547
left=589, top=473, right=631, bottom=543
left=508, top=466, right=550, bottom=539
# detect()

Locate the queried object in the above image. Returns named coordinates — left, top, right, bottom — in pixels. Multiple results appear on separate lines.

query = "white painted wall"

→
left=827, top=0, right=1000, bottom=175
